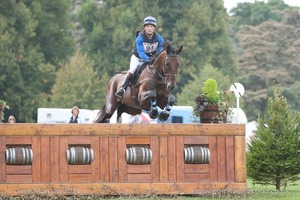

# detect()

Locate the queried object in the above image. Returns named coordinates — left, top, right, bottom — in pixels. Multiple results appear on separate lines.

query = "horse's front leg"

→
left=148, top=90, right=159, bottom=119
left=159, top=95, right=176, bottom=122
left=140, top=90, right=159, bottom=119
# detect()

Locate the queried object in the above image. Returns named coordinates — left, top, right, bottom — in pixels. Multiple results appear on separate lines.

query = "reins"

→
left=138, top=43, right=179, bottom=85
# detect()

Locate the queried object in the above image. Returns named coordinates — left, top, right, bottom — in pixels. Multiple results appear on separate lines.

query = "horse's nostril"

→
left=168, top=85, right=175, bottom=91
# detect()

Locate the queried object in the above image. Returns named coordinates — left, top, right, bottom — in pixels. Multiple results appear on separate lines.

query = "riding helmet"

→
left=143, top=16, right=157, bottom=27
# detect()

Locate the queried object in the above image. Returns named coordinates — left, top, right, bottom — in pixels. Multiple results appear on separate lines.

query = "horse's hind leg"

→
left=93, top=105, right=113, bottom=123
left=116, top=105, right=124, bottom=123
left=93, top=105, right=106, bottom=123
left=116, top=104, right=142, bottom=123
left=159, top=95, right=176, bottom=122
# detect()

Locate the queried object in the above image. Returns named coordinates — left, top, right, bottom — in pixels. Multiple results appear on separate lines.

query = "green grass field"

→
left=242, top=179, right=300, bottom=200
left=158, top=179, right=300, bottom=200
left=113, top=179, right=300, bottom=200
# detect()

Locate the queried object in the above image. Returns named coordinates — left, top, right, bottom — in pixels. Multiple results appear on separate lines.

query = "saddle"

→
left=132, top=62, right=148, bottom=85
left=120, top=62, right=148, bottom=108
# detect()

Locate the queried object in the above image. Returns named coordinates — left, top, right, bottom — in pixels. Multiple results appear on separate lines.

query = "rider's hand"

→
left=148, top=57, right=155, bottom=64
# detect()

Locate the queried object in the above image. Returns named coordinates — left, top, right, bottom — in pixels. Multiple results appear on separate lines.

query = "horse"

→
left=93, top=42, right=183, bottom=123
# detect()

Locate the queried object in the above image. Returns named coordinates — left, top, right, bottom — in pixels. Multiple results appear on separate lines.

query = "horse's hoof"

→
left=149, top=109, right=158, bottom=119
left=117, top=117, right=122, bottom=123
left=168, top=95, right=176, bottom=106
left=159, top=111, right=170, bottom=122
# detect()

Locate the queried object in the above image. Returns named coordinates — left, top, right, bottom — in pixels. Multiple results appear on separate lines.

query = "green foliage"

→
left=170, top=0, right=237, bottom=93
left=3, top=0, right=299, bottom=123
left=202, top=78, right=220, bottom=104
left=229, top=1, right=300, bottom=121
left=235, top=10, right=300, bottom=121
left=28, top=0, right=75, bottom=66
left=0, top=100, right=9, bottom=122
left=229, top=0, right=291, bottom=33
left=247, top=84, right=300, bottom=191
left=176, top=64, right=232, bottom=106
left=0, top=0, right=75, bottom=122
left=78, top=0, right=237, bottom=95
left=193, top=76, right=236, bottom=123
left=44, top=52, right=107, bottom=110
left=0, top=0, right=57, bottom=122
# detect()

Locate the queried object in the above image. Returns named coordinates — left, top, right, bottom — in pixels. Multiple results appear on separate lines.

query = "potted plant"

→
left=0, top=100, right=9, bottom=122
left=193, top=78, right=235, bottom=123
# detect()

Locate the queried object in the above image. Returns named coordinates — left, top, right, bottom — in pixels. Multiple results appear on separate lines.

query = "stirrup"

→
left=115, top=88, right=125, bottom=98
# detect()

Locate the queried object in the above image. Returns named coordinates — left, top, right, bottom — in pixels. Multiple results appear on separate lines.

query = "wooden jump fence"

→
left=0, top=123, right=246, bottom=196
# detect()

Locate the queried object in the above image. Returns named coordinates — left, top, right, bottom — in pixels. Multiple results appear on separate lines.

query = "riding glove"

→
left=148, top=57, right=156, bottom=64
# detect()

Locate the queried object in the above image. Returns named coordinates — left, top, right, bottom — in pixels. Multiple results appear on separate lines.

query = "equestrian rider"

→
left=115, top=16, right=164, bottom=99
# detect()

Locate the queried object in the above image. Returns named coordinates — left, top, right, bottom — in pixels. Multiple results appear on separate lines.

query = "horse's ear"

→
left=166, top=44, right=171, bottom=54
left=176, top=45, right=183, bottom=55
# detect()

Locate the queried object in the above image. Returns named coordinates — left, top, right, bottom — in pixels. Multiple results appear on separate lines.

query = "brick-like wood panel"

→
left=0, top=137, right=6, bottom=182
left=32, top=137, right=40, bottom=182
left=50, top=137, right=60, bottom=182
left=91, top=136, right=100, bottom=182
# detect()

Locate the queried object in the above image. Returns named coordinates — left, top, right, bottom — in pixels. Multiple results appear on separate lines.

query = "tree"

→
left=0, top=0, right=75, bottom=122
left=229, top=0, right=291, bottom=33
left=0, top=0, right=57, bottom=122
left=26, top=0, right=75, bottom=67
left=236, top=10, right=300, bottom=121
left=77, top=0, right=237, bottom=97
left=247, top=84, right=300, bottom=191
left=44, top=52, right=108, bottom=109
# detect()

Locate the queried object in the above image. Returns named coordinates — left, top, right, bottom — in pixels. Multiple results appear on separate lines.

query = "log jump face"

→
left=66, top=147, right=94, bottom=165
left=184, top=146, right=210, bottom=164
left=126, top=146, right=152, bottom=164
left=0, top=124, right=246, bottom=196
left=5, top=147, right=33, bottom=165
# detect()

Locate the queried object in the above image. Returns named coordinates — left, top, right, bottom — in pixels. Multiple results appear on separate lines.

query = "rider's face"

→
left=144, top=25, right=155, bottom=36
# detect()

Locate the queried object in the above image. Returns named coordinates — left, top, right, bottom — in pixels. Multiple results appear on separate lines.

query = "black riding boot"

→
left=115, top=72, right=132, bottom=99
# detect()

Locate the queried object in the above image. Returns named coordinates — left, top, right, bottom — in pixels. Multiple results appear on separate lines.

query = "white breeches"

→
left=129, top=55, right=144, bottom=74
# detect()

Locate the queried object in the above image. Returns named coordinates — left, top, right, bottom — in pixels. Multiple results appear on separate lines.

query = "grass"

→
left=117, top=179, right=299, bottom=200
left=169, top=179, right=300, bottom=200
left=0, top=179, right=299, bottom=199
left=243, top=179, right=300, bottom=200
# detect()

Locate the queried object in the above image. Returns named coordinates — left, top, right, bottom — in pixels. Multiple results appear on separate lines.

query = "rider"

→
left=115, top=16, right=164, bottom=99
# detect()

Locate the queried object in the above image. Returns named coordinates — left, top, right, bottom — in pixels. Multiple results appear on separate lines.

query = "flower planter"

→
left=0, top=104, right=4, bottom=114
left=200, top=104, right=227, bottom=123
left=0, top=106, right=4, bottom=122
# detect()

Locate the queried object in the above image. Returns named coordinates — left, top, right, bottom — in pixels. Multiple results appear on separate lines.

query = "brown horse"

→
left=93, top=42, right=183, bottom=123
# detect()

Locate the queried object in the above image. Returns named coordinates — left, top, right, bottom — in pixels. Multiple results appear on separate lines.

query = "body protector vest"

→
left=132, top=30, right=159, bottom=58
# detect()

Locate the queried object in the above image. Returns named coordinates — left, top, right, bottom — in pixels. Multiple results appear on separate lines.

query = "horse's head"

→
left=160, top=43, right=183, bottom=91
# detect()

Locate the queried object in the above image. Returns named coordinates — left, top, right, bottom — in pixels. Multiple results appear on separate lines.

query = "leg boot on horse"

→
left=115, top=71, right=132, bottom=99
left=159, top=95, right=176, bottom=122
left=148, top=90, right=159, bottom=119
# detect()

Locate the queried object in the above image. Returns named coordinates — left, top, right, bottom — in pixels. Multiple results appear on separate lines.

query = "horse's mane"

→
left=151, top=40, right=175, bottom=61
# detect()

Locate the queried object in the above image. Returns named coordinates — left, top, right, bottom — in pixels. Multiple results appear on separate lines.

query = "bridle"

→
left=155, top=54, right=178, bottom=84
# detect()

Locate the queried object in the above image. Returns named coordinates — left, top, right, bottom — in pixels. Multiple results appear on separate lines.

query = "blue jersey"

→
left=132, top=31, right=164, bottom=62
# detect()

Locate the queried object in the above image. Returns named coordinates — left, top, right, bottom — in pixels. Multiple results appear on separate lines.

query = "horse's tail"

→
left=92, top=105, right=107, bottom=123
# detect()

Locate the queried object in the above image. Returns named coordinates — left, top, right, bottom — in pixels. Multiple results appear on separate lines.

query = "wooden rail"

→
left=0, top=124, right=246, bottom=196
